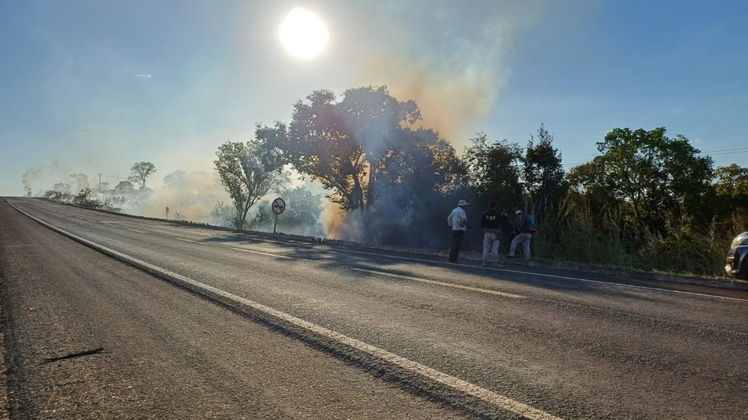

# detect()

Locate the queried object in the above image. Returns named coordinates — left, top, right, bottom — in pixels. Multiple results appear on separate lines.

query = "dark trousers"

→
left=449, top=230, right=464, bottom=262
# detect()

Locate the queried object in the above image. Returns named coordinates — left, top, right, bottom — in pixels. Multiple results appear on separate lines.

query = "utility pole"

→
left=98, top=173, right=102, bottom=191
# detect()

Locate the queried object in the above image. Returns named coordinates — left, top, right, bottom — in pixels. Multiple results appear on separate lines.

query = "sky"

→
left=1, top=0, right=747, bottom=196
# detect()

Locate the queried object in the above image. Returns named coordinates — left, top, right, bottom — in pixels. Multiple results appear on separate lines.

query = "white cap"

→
left=515, top=210, right=523, bottom=215
left=457, top=200, right=470, bottom=206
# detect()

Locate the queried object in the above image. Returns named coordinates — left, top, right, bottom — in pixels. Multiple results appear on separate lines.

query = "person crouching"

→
left=508, top=210, right=536, bottom=260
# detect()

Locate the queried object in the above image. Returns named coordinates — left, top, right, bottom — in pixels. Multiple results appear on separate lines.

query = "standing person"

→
left=447, top=199, right=469, bottom=263
left=480, top=201, right=503, bottom=267
left=508, top=210, right=536, bottom=260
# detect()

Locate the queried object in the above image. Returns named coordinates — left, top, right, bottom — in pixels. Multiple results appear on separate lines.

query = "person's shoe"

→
left=491, top=262, right=502, bottom=268
left=507, top=255, right=515, bottom=259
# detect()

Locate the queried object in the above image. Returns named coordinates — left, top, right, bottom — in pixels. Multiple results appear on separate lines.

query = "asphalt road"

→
left=1, top=197, right=747, bottom=419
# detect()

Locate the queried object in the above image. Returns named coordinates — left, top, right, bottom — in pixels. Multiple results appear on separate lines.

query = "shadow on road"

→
left=41, top=347, right=104, bottom=365
left=192, top=231, right=694, bottom=303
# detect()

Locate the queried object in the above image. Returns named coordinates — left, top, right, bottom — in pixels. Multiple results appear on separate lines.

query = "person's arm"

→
left=447, top=210, right=453, bottom=227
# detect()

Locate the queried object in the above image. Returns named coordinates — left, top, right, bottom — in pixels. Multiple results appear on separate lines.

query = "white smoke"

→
left=354, top=0, right=539, bottom=146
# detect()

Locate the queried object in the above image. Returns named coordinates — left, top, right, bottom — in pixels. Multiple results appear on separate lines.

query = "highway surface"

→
left=1, top=197, right=746, bottom=419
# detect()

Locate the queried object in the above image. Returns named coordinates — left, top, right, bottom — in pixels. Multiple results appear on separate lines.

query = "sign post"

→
left=271, top=197, right=286, bottom=234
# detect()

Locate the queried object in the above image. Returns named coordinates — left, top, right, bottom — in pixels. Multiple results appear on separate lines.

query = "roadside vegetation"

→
left=248, top=86, right=747, bottom=276
left=37, top=85, right=748, bottom=277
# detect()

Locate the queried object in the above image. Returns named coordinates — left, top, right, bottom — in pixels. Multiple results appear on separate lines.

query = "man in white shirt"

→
left=447, top=199, right=469, bottom=262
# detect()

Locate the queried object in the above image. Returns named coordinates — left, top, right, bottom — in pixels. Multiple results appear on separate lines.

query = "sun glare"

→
left=280, top=7, right=329, bottom=59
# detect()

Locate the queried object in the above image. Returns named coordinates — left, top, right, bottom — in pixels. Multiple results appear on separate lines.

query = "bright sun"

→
left=280, top=7, right=329, bottom=59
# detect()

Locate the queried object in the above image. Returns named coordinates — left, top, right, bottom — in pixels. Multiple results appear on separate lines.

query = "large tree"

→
left=214, top=135, right=285, bottom=229
left=259, top=87, right=468, bottom=246
left=129, top=162, right=157, bottom=189
left=266, top=86, right=420, bottom=211
left=568, top=127, right=712, bottom=234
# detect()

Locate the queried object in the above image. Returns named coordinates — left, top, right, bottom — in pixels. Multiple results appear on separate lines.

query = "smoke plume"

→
left=22, top=161, right=64, bottom=197
left=354, top=0, right=533, bottom=146
left=312, top=1, right=540, bottom=246
left=22, top=168, right=40, bottom=197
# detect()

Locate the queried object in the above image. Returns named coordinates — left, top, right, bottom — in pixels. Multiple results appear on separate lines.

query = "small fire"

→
left=321, top=201, right=345, bottom=239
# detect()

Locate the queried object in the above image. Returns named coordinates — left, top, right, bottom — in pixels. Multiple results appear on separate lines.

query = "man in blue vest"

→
left=508, top=210, right=536, bottom=260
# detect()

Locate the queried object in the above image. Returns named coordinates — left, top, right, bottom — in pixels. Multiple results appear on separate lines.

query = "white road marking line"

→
left=12, top=203, right=562, bottom=420
left=232, top=247, right=294, bottom=259
left=176, top=237, right=203, bottom=244
left=232, top=247, right=525, bottom=299
left=329, top=247, right=458, bottom=265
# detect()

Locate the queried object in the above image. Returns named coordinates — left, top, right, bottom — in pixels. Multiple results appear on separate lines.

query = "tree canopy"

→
left=261, top=86, right=467, bottom=247
left=264, top=86, right=421, bottom=211
left=568, top=127, right=713, bottom=234
left=523, top=123, right=566, bottom=214
left=214, top=134, right=286, bottom=229
left=114, top=180, right=135, bottom=194
left=463, top=132, right=523, bottom=211
left=129, top=162, right=157, bottom=189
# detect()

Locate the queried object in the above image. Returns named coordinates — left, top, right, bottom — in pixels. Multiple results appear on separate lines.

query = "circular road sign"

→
left=272, top=197, right=286, bottom=215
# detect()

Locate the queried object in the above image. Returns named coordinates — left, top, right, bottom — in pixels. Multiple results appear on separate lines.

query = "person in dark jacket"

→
left=508, top=210, right=536, bottom=260
left=480, top=201, right=503, bottom=267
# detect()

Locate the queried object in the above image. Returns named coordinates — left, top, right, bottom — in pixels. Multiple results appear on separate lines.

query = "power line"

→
left=697, top=147, right=748, bottom=154
left=560, top=148, right=748, bottom=167
left=698, top=150, right=748, bottom=156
